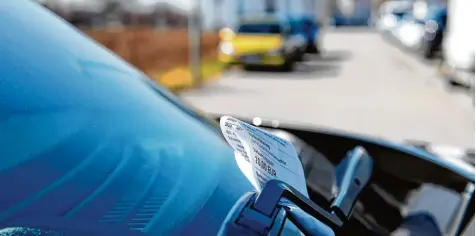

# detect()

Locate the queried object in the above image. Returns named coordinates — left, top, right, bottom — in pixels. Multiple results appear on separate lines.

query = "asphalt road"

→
left=181, top=28, right=475, bottom=148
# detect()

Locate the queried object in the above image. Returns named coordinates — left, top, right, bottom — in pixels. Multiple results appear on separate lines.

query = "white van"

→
left=440, top=0, right=475, bottom=87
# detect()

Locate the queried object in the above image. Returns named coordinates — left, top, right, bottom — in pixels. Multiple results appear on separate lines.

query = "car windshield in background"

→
left=237, top=23, right=282, bottom=34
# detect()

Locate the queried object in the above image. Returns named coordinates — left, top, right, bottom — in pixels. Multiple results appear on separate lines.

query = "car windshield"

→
left=237, top=23, right=282, bottom=34
left=0, top=1, right=253, bottom=235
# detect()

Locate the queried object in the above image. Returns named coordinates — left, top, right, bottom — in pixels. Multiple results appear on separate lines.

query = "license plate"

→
left=242, top=55, right=260, bottom=63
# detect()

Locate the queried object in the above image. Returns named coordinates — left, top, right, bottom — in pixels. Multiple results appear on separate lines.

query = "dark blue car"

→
left=289, top=16, right=322, bottom=54
left=417, top=5, right=448, bottom=58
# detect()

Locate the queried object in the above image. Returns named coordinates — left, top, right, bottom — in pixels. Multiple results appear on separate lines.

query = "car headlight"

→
left=219, top=42, right=234, bottom=55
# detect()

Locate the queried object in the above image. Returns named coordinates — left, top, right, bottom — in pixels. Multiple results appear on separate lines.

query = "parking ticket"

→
left=220, top=116, right=309, bottom=198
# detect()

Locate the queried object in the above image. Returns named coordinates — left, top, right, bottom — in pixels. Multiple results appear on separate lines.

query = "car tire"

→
left=306, top=43, right=320, bottom=54
left=281, top=59, right=295, bottom=72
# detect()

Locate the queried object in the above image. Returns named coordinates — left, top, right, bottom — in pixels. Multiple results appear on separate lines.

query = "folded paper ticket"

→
left=220, top=116, right=309, bottom=198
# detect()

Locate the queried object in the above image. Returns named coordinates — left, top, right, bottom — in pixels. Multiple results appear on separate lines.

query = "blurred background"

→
left=36, top=0, right=474, bottom=148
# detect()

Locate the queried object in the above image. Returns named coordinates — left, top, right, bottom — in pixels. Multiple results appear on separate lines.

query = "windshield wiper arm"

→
left=218, top=146, right=374, bottom=236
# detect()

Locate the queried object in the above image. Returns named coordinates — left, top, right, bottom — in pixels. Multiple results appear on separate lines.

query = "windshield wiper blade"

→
left=218, top=146, right=374, bottom=236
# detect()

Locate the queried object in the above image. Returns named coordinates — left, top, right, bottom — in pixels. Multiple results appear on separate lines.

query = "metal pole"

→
left=189, top=0, right=202, bottom=82
left=214, top=0, right=222, bottom=31
left=237, top=0, right=244, bottom=17
left=317, top=0, right=329, bottom=26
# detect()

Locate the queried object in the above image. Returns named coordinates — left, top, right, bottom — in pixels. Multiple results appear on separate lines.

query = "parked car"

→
left=218, top=14, right=307, bottom=71
left=440, top=0, right=475, bottom=90
left=390, top=1, right=422, bottom=48
left=392, top=18, right=423, bottom=50
left=290, top=16, right=323, bottom=54
left=331, top=0, right=373, bottom=27
left=392, top=1, right=447, bottom=53
left=1, top=1, right=474, bottom=236
left=375, top=0, right=413, bottom=32
left=417, top=5, right=447, bottom=59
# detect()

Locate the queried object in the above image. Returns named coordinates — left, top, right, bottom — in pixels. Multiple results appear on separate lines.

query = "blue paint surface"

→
left=0, top=1, right=254, bottom=235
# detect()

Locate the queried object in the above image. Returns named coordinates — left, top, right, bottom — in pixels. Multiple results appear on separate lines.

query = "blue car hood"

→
left=0, top=1, right=254, bottom=235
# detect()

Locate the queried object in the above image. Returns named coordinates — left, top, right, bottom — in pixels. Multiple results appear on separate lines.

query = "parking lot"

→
left=182, top=28, right=474, bottom=148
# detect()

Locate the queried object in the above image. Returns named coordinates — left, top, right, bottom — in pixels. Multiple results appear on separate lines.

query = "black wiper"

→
left=218, top=146, right=374, bottom=236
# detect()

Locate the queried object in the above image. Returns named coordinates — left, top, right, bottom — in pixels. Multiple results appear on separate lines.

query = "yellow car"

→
left=218, top=15, right=307, bottom=71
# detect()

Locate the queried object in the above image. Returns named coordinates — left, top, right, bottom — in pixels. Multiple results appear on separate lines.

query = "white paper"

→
left=220, top=116, right=309, bottom=198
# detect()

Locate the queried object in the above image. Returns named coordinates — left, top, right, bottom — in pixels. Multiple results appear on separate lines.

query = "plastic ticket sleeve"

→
left=239, top=120, right=309, bottom=197
left=220, top=116, right=309, bottom=198
left=220, top=117, right=260, bottom=190
left=234, top=152, right=260, bottom=191
left=220, top=117, right=251, bottom=162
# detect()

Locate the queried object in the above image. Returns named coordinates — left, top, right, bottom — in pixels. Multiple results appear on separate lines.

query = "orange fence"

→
left=84, top=28, right=220, bottom=75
